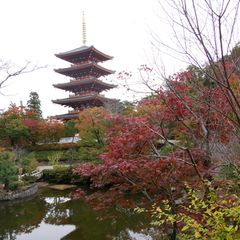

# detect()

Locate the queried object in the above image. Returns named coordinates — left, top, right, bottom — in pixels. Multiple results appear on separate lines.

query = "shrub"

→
left=63, top=120, right=78, bottom=137
left=42, top=167, right=81, bottom=184
left=47, top=151, right=62, bottom=166
left=22, top=175, right=38, bottom=184
left=64, top=148, right=80, bottom=161
left=21, top=153, right=39, bottom=174
left=0, top=151, right=15, bottom=161
left=0, top=152, right=17, bottom=189
left=34, top=150, right=60, bottom=161
left=136, top=184, right=240, bottom=240
left=34, top=149, right=81, bottom=162
left=78, top=145, right=104, bottom=162
left=220, top=163, right=240, bottom=181
left=8, top=181, right=24, bottom=191
left=27, top=143, right=78, bottom=151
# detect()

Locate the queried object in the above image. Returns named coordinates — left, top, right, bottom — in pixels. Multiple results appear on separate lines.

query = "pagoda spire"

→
left=82, top=11, right=87, bottom=46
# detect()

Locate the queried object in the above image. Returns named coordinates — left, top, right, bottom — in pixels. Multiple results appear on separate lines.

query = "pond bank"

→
left=0, top=183, right=38, bottom=201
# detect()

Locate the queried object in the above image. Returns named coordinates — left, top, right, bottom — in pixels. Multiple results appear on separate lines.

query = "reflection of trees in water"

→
left=0, top=195, right=46, bottom=240
left=37, top=192, right=154, bottom=239
left=0, top=188, right=155, bottom=240
left=44, top=196, right=72, bottom=225
left=114, top=228, right=161, bottom=240
left=60, top=199, right=154, bottom=240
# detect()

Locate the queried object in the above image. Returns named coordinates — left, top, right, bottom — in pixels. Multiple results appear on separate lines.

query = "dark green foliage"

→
left=42, top=168, right=71, bottom=183
left=33, top=149, right=80, bottom=162
left=187, top=65, right=215, bottom=88
left=159, top=143, right=175, bottom=155
left=42, top=167, right=82, bottom=184
left=21, top=175, right=38, bottom=184
left=8, top=181, right=24, bottom=191
left=78, top=136, right=105, bottom=162
left=220, top=163, right=240, bottom=181
left=27, top=143, right=78, bottom=151
left=63, top=120, right=78, bottom=137
left=29, top=146, right=103, bottom=163
left=78, top=145, right=104, bottom=162
left=0, top=152, right=13, bottom=161
left=27, top=91, right=42, bottom=119
left=64, top=148, right=80, bottom=162
left=0, top=152, right=17, bottom=189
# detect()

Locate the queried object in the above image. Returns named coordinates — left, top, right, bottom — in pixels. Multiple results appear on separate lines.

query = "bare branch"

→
left=0, top=59, right=47, bottom=95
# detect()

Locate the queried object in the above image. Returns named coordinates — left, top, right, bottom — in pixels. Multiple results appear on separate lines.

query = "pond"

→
left=0, top=187, right=158, bottom=240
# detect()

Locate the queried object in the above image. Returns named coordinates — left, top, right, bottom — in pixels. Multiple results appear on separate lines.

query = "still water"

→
left=0, top=187, right=157, bottom=240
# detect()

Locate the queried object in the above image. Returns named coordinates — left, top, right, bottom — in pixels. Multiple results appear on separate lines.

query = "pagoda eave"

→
left=54, top=62, right=115, bottom=78
left=52, top=94, right=117, bottom=108
left=53, top=78, right=117, bottom=92
left=53, top=113, right=80, bottom=121
left=55, top=45, right=113, bottom=63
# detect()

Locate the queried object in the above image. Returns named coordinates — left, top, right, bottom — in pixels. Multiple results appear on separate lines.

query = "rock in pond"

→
left=49, top=184, right=77, bottom=190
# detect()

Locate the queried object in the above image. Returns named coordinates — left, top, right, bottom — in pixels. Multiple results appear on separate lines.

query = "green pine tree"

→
left=27, top=91, right=42, bottom=119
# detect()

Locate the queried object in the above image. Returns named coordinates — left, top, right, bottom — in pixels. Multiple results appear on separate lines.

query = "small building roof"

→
left=55, top=45, right=113, bottom=63
left=54, top=62, right=115, bottom=78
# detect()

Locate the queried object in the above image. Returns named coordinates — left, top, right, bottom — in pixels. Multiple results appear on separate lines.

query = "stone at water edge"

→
left=49, top=184, right=77, bottom=190
left=0, top=184, right=4, bottom=190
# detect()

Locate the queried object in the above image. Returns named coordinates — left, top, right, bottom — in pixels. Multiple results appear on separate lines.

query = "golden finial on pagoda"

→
left=82, top=11, right=87, bottom=45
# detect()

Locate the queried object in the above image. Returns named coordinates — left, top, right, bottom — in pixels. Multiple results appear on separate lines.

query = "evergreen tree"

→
left=64, top=120, right=78, bottom=137
left=27, top=91, right=42, bottom=119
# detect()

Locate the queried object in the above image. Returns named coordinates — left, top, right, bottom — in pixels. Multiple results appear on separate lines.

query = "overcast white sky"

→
left=0, top=0, right=183, bottom=117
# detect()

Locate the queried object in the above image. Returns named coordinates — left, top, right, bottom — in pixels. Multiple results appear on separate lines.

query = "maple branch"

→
left=140, top=120, right=204, bottom=182
left=118, top=171, right=153, bottom=202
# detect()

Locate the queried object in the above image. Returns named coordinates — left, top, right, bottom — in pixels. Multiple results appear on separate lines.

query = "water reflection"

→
left=0, top=188, right=156, bottom=240
left=45, top=197, right=71, bottom=204
left=16, top=223, right=75, bottom=240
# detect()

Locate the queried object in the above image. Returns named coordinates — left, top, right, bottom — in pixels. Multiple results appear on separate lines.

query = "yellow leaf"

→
left=194, top=231, right=201, bottom=238
left=182, top=225, right=189, bottom=232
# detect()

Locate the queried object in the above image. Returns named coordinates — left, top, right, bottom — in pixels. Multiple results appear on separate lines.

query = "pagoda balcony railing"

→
left=68, top=110, right=80, bottom=114
left=68, top=70, right=103, bottom=79
left=69, top=92, right=104, bottom=97
left=69, top=91, right=97, bottom=98
left=70, top=76, right=93, bottom=82
left=70, top=60, right=96, bottom=67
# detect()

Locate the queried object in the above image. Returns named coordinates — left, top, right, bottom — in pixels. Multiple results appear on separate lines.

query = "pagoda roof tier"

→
left=52, top=93, right=116, bottom=108
left=55, top=45, right=113, bottom=64
left=53, top=78, right=116, bottom=93
left=54, top=62, right=115, bottom=78
left=53, top=112, right=80, bottom=120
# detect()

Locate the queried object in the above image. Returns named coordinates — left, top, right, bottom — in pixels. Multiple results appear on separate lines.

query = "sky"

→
left=0, top=0, right=182, bottom=118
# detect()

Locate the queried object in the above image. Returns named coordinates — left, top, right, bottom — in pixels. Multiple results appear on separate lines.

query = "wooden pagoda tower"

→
left=52, top=45, right=116, bottom=120
left=53, top=11, right=119, bottom=121
left=52, top=12, right=117, bottom=120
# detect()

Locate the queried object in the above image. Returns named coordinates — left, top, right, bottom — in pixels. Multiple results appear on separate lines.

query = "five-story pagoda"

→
left=52, top=16, right=116, bottom=120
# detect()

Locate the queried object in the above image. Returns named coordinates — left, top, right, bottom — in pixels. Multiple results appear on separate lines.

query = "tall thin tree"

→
left=27, top=91, right=42, bottom=119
